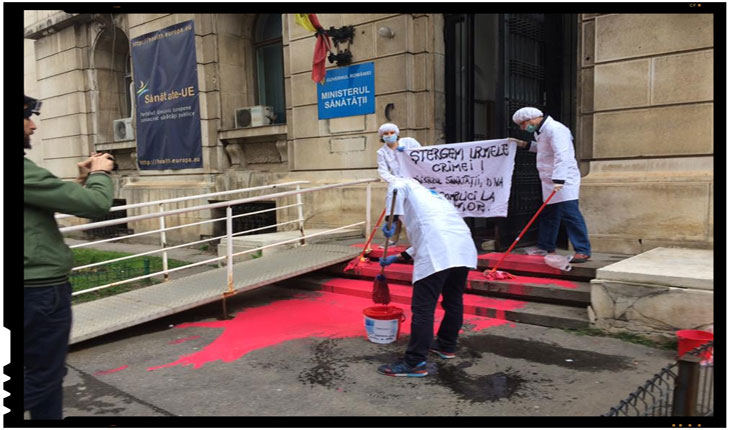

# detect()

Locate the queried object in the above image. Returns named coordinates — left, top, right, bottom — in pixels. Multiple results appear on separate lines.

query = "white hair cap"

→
left=512, top=107, right=544, bottom=125
left=378, top=123, right=400, bottom=137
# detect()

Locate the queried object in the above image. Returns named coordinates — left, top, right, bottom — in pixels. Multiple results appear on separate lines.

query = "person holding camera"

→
left=24, top=95, right=115, bottom=419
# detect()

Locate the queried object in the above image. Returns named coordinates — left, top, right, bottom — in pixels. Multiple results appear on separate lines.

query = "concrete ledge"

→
left=596, top=247, right=713, bottom=290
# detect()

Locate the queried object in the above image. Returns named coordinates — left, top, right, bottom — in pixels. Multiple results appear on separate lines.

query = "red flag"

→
left=308, top=14, right=331, bottom=84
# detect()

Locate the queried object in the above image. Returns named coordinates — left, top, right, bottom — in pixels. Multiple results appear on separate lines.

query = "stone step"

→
left=280, top=275, right=590, bottom=330
left=347, top=243, right=633, bottom=283
left=476, top=252, right=633, bottom=282
left=326, top=261, right=591, bottom=306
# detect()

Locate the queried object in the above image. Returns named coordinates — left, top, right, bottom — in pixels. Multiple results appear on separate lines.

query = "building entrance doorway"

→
left=444, top=13, right=577, bottom=251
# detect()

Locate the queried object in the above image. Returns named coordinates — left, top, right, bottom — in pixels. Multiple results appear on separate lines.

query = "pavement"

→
left=31, top=237, right=684, bottom=423
left=53, top=282, right=678, bottom=422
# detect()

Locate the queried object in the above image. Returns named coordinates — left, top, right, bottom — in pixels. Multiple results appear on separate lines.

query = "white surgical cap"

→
left=512, top=107, right=543, bottom=125
left=378, top=123, right=400, bottom=137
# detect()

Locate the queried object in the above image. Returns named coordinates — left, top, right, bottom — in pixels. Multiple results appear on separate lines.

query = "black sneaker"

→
left=377, top=361, right=428, bottom=377
left=429, top=348, right=456, bottom=359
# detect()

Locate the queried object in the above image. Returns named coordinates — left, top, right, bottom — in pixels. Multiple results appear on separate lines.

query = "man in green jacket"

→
left=24, top=94, right=115, bottom=419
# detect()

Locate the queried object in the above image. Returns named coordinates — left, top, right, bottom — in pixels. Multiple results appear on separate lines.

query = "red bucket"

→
left=363, top=306, right=406, bottom=344
left=676, top=330, right=713, bottom=362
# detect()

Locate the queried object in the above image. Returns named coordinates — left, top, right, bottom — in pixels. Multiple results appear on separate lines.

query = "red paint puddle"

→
left=350, top=243, right=408, bottom=258
left=478, top=253, right=563, bottom=274
left=148, top=279, right=518, bottom=371
left=168, top=335, right=201, bottom=344
left=94, top=365, right=128, bottom=376
left=467, top=270, right=578, bottom=289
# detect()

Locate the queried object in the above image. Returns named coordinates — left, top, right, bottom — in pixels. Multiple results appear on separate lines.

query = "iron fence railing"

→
left=603, top=341, right=714, bottom=417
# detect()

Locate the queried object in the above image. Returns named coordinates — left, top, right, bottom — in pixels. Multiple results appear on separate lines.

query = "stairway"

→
left=281, top=243, right=632, bottom=331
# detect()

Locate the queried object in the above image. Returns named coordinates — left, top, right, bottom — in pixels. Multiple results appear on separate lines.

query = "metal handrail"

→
left=60, top=178, right=377, bottom=233
left=55, top=180, right=309, bottom=219
left=68, top=203, right=302, bottom=249
left=72, top=218, right=303, bottom=271
left=67, top=178, right=378, bottom=297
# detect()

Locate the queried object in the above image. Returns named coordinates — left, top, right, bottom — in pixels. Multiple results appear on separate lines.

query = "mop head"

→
left=483, top=269, right=516, bottom=280
left=372, top=274, right=391, bottom=305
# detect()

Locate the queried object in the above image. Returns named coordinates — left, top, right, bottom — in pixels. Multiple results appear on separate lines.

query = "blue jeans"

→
left=24, top=282, right=72, bottom=420
left=404, top=267, right=469, bottom=366
left=537, top=199, right=591, bottom=255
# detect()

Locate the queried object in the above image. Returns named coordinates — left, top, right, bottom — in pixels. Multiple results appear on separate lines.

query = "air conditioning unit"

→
left=113, top=118, right=134, bottom=142
left=234, top=105, right=274, bottom=128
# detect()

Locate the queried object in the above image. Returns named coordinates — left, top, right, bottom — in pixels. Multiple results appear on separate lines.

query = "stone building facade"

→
left=23, top=11, right=715, bottom=253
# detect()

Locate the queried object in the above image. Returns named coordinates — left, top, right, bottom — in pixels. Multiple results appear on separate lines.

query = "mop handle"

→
left=359, top=208, right=387, bottom=257
left=488, top=188, right=558, bottom=274
left=380, top=190, right=398, bottom=277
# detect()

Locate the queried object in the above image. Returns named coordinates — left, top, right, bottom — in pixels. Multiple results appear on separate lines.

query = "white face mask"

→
left=383, top=134, right=398, bottom=144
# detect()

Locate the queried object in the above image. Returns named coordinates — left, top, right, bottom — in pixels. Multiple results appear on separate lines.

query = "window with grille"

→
left=210, top=201, right=277, bottom=239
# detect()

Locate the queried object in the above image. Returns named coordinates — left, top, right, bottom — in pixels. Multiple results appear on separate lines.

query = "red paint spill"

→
left=94, top=365, right=128, bottom=376
left=148, top=278, right=520, bottom=371
left=478, top=253, right=563, bottom=275
left=168, top=335, right=201, bottom=344
left=356, top=262, right=578, bottom=290
left=350, top=243, right=408, bottom=258
left=467, top=270, right=578, bottom=289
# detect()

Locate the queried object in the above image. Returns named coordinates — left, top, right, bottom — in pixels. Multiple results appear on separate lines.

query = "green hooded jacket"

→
left=24, top=157, right=114, bottom=286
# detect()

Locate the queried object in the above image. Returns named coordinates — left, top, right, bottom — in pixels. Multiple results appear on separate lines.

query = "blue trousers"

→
left=404, top=267, right=469, bottom=366
left=24, top=282, right=72, bottom=420
left=537, top=199, right=591, bottom=255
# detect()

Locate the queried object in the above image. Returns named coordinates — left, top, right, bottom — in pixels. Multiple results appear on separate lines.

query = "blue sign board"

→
left=317, top=62, right=375, bottom=120
left=131, top=20, right=202, bottom=170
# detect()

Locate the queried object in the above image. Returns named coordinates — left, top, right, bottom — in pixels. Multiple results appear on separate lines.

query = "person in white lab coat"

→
left=376, top=123, right=422, bottom=246
left=376, top=178, right=477, bottom=377
left=510, top=107, right=591, bottom=263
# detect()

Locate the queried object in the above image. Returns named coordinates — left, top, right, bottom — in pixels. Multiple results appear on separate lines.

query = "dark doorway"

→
left=444, top=13, right=577, bottom=252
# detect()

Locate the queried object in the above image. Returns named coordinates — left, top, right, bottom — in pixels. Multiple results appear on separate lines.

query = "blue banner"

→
left=317, top=62, right=375, bottom=120
left=131, top=20, right=202, bottom=170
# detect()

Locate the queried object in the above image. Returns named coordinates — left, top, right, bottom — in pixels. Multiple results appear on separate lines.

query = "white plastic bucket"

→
left=363, top=306, right=406, bottom=344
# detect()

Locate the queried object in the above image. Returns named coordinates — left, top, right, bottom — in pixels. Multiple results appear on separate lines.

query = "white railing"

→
left=62, top=179, right=378, bottom=296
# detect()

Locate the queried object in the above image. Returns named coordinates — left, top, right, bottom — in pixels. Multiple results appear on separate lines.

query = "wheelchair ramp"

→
left=70, top=243, right=360, bottom=345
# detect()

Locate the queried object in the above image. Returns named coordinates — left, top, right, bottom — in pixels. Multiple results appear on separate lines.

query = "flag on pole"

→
left=294, top=14, right=317, bottom=32
left=294, top=13, right=331, bottom=84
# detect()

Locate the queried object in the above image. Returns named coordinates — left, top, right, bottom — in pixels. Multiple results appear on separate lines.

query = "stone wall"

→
left=286, top=14, right=442, bottom=172
left=25, top=11, right=95, bottom=179
left=26, top=12, right=713, bottom=253
left=578, top=13, right=714, bottom=254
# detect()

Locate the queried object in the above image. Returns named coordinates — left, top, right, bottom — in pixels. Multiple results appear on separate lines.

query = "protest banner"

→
left=396, top=139, right=516, bottom=217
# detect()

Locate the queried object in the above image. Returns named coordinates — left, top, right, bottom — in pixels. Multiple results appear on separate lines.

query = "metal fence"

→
left=603, top=341, right=714, bottom=417
left=59, top=179, right=378, bottom=298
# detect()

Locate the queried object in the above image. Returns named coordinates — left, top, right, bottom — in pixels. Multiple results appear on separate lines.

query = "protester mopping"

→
left=509, top=107, right=592, bottom=264
left=376, top=179, right=477, bottom=377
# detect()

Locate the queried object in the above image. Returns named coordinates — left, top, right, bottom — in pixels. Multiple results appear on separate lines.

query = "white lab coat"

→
left=527, top=116, right=581, bottom=204
left=377, top=137, right=422, bottom=216
left=387, top=179, right=477, bottom=283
